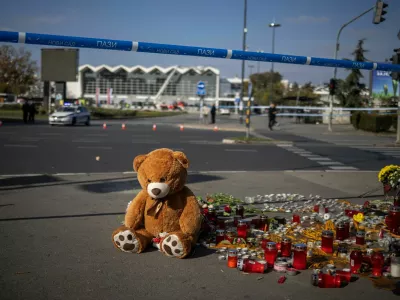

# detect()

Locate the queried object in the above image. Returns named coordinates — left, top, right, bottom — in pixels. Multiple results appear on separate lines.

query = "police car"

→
left=49, top=105, right=91, bottom=126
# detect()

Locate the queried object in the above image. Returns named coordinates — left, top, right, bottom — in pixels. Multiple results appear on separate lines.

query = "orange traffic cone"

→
left=213, top=126, right=218, bottom=132
left=152, top=124, right=157, bottom=131
left=103, top=123, right=107, bottom=129
left=180, top=124, right=184, bottom=131
left=122, top=123, right=126, bottom=130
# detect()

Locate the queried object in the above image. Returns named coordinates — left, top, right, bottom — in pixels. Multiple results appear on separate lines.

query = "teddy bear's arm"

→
left=125, top=190, right=147, bottom=229
left=179, top=187, right=202, bottom=241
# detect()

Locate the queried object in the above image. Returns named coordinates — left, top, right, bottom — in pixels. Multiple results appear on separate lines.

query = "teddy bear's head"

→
left=133, top=148, right=189, bottom=199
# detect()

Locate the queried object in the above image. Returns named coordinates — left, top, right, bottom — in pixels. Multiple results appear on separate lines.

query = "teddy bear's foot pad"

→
left=113, top=230, right=139, bottom=253
left=161, top=234, right=184, bottom=257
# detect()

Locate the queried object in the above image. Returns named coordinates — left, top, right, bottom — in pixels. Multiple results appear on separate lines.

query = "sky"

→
left=1, top=0, right=399, bottom=86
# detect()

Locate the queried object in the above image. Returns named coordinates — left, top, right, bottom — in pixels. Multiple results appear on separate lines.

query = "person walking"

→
left=268, top=102, right=278, bottom=130
left=210, top=103, right=216, bottom=124
left=22, top=101, right=29, bottom=124
left=28, top=102, right=37, bottom=123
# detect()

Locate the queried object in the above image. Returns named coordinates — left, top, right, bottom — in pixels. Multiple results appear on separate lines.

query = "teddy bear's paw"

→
left=113, top=230, right=139, bottom=253
left=161, top=234, right=184, bottom=258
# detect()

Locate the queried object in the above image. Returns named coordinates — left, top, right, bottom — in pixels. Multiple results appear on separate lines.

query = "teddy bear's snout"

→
left=147, top=182, right=170, bottom=199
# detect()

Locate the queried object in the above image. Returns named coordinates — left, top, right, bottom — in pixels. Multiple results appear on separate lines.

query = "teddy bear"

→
left=112, top=148, right=202, bottom=258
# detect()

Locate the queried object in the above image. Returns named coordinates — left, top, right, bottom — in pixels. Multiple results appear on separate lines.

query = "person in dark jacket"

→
left=268, top=102, right=277, bottom=130
left=22, top=101, right=30, bottom=124
left=28, top=102, right=37, bottom=123
left=210, top=103, right=216, bottom=124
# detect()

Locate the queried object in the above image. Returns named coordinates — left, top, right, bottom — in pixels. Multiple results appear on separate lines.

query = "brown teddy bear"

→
left=112, top=148, right=202, bottom=258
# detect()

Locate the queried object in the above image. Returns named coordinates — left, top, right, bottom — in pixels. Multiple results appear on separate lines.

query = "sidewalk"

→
left=250, top=116, right=398, bottom=146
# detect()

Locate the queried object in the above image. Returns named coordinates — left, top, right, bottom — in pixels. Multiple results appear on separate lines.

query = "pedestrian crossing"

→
left=277, top=144, right=359, bottom=170
left=326, top=140, right=400, bottom=159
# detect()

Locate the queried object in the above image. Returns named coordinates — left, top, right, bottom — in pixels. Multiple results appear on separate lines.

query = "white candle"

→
left=391, top=258, right=400, bottom=278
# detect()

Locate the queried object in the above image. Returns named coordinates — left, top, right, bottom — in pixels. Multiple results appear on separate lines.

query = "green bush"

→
left=358, top=113, right=393, bottom=133
left=0, top=103, right=22, bottom=110
left=89, top=108, right=138, bottom=118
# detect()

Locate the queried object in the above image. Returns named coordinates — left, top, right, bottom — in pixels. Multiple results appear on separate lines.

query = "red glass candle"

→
left=389, top=206, right=400, bottom=234
left=336, top=223, right=346, bottom=241
left=336, top=269, right=351, bottom=283
left=281, top=237, right=292, bottom=257
left=321, top=230, right=334, bottom=253
left=227, top=249, right=238, bottom=268
left=318, top=273, right=342, bottom=288
left=241, top=259, right=267, bottom=273
left=237, top=220, right=248, bottom=239
left=217, top=216, right=227, bottom=229
left=216, top=229, right=225, bottom=244
left=355, top=230, right=365, bottom=245
left=261, top=233, right=271, bottom=250
left=207, top=207, right=216, bottom=223
left=314, top=205, right=319, bottom=212
left=236, top=205, right=244, bottom=218
left=343, top=220, right=350, bottom=239
left=251, top=216, right=261, bottom=228
left=233, top=215, right=242, bottom=227
left=292, top=214, right=301, bottom=224
left=259, top=215, right=268, bottom=231
left=293, top=243, right=307, bottom=270
left=371, top=251, right=384, bottom=277
left=350, top=250, right=362, bottom=274
left=264, top=242, right=278, bottom=267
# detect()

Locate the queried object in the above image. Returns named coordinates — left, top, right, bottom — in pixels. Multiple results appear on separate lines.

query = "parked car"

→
left=49, top=105, right=91, bottom=126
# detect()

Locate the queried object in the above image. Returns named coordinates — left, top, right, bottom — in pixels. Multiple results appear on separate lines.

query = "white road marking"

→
left=277, top=144, right=293, bottom=147
left=225, top=149, right=258, bottom=152
left=308, top=157, right=332, bottom=161
left=77, top=146, right=113, bottom=150
left=298, top=154, right=316, bottom=157
left=4, top=144, right=38, bottom=148
left=328, top=166, right=358, bottom=170
left=317, top=161, right=344, bottom=165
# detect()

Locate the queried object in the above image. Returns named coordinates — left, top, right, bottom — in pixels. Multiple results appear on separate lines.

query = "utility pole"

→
left=257, top=50, right=263, bottom=74
left=268, top=21, right=281, bottom=73
left=240, top=0, right=247, bottom=125
left=330, top=4, right=377, bottom=132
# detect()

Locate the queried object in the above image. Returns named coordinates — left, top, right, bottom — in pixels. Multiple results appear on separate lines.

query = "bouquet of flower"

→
left=378, top=165, right=400, bottom=185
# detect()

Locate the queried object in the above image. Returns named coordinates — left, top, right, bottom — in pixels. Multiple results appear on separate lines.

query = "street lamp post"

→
left=268, top=22, right=281, bottom=72
left=240, top=0, right=248, bottom=124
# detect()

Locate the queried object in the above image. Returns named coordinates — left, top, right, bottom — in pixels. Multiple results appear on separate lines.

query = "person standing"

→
left=210, top=103, right=216, bottom=124
left=22, top=101, right=29, bottom=124
left=268, top=102, right=277, bottom=130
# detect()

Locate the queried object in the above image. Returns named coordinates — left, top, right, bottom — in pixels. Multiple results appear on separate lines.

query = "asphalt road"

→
left=0, top=117, right=320, bottom=175
left=0, top=114, right=399, bottom=175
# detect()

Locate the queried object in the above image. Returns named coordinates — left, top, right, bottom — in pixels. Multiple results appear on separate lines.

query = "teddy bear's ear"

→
left=133, top=154, right=147, bottom=172
left=173, top=151, right=189, bottom=169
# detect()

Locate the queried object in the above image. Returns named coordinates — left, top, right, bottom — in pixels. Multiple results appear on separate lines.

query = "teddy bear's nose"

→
left=152, top=188, right=161, bottom=196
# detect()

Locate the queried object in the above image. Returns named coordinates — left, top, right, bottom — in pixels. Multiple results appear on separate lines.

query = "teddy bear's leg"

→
left=160, top=232, right=193, bottom=259
left=112, top=225, right=153, bottom=253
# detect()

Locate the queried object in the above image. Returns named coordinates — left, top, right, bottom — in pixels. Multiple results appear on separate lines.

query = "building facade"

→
left=66, top=65, right=220, bottom=104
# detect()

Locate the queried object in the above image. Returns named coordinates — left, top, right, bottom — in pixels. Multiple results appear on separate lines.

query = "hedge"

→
left=355, top=113, right=393, bottom=133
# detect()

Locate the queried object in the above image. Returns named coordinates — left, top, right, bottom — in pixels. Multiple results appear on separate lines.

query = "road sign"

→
left=197, top=81, right=206, bottom=96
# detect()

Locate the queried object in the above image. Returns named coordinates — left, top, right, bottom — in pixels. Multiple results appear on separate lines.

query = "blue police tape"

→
left=1, top=31, right=400, bottom=72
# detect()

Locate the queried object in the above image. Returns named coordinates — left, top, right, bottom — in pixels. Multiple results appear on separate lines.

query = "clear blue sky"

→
left=1, top=0, right=399, bottom=85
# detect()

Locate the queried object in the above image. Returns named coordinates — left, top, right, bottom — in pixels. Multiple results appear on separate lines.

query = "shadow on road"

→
left=0, top=174, right=63, bottom=187
left=78, top=173, right=224, bottom=194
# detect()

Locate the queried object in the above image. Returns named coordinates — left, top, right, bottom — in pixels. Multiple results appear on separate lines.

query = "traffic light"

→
left=329, top=79, right=336, bottom=96
left=390, top=49, right=400, bottom=81
left=373, top=0, right=388, bottom=24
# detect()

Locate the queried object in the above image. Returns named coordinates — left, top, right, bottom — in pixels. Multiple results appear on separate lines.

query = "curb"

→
left=221, top=138, right=293, bottom=145
left=176, top=124, right=247, bottom=132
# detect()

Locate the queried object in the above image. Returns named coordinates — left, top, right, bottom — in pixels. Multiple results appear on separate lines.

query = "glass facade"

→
left=80, top=66, right=218, bottom=98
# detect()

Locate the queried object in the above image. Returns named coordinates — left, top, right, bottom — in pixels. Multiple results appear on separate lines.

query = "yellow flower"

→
left=378, top=165, right=400, bottom=182
left=353, top=213, right=364, bottom=223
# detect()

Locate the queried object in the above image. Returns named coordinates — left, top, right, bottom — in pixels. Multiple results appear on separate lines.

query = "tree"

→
left=335, top=39, right=368, bottom=108
left=0, top=45, right=38, bottom=96
left=249, top=71, right=284, bottom=105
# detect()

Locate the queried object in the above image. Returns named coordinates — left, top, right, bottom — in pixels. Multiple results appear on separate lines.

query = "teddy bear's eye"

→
left=147, top=179, right=151, bottom=183
left=160, top=177, right=166, bottom=183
